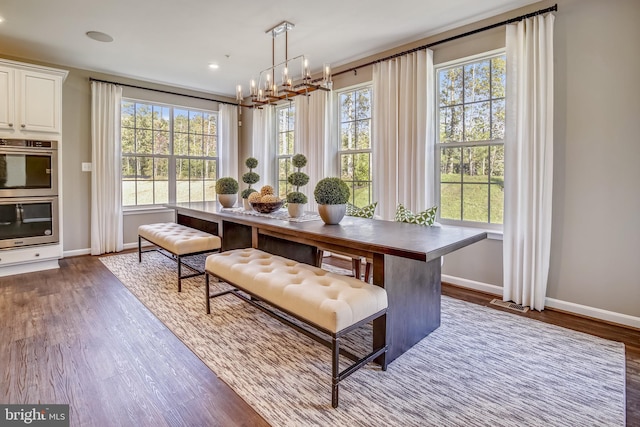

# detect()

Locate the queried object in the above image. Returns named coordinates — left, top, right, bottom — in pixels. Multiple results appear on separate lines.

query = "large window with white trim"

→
left=338, top=86, right=373, bottom=207
left=276, top=103, right=295, bottom=199
left=437, top=52, right=505, bottom=226
left=121, top=100, right=218, bottom=207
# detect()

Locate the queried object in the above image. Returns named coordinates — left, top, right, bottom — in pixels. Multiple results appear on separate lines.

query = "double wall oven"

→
left=0, top=139, right=59, bottom=249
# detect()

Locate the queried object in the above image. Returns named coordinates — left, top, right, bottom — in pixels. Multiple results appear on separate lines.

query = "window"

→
left=276, top=103, right=295, bottom=199
left=437, top=53, right=505, bottom=226
left=338, top=86, right=373, bottom=207
left=121, top=100, right=218, bottom=207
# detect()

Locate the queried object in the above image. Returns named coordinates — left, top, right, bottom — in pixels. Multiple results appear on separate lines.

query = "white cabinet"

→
left=0, top=244, right=62, bottom=277
left=0, top=59, right=67, bottom=136
left=0, top=58, right=67, bottom=276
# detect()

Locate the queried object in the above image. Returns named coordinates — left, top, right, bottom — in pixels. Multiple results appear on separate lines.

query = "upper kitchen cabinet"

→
left=0, top=59, right=68, bottom=136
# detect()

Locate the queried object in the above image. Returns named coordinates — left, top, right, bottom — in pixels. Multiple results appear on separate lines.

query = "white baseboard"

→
left=545, top=297, right=640, bottom=330
left=442, top=274, right=640, bottom=330
left=0, top=259, right=59, bottom=277
left=63, top=242, right=150, bottom=258
left=63, top=248, right=91, bottom=257
left=442, top=274, right=502, bottom=296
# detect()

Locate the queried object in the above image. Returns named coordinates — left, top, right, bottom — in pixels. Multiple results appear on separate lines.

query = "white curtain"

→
left=503, top=13, right=555, bottom=311
left=218, top=104, right=239, bottom=181
left=90, top=81, right=123, bottom=255
left=295, top=91, right=331, bottom=211
left=372, top=49, right=434, bottom=220
left=251, top=106, right=275, bottom=187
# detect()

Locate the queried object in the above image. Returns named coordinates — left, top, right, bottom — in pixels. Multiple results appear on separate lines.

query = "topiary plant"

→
left=241, top=188, right=258, bottom=199
left=215, top=177, right=239, bottom=194
left=314, top=177, right=350, bottom=205
left=286, top=154, right=309, bottom=204
left=241, top=157, right=260, bottom=199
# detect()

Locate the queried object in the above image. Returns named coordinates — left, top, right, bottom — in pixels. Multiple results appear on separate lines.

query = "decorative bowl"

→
left=250, top=200, right=284, bottom=214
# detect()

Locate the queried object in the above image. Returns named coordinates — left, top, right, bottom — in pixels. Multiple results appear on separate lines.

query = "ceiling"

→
left=0, top=0, right=539, bottom=98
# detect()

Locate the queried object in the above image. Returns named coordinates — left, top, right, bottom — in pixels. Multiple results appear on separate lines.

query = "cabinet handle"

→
left=35, top=253, right=40, bottom=257
left=21, top=124, right=26, bottom=128
left=8, top=123, right=13, bottom=127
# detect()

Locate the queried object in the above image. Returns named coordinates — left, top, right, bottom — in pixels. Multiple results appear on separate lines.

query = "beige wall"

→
left=2, top=0, right=638, bottom=320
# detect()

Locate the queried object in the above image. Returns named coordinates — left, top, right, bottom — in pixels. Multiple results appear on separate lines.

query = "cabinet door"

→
left=0, top=65, right=15, bottom=131
left=19, top=70, right=62, bottom=133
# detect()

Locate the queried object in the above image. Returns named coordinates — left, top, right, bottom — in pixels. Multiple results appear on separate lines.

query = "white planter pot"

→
left=218, top=194, right=237, bottom=208
left=317, top=204, right=346, bottom=225
left=243, top=198, right=253, bottom=211
left=287, top=203, right=305, bottom=218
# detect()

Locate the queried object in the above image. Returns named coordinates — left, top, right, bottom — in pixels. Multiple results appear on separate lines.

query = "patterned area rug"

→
left=100, top=252, right=626, bottom=427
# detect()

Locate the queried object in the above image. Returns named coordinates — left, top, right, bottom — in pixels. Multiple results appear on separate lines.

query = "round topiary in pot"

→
left=215, top=176, right=239, bottom=208
left=286, top=154, right=309, bottom=217
left=314, top=177, right=350, bottom=224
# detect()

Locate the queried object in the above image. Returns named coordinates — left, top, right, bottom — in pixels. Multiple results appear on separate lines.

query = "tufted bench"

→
left=138, top=222, right=221, bottom=291
left=205, top=248, right=388, bottom=408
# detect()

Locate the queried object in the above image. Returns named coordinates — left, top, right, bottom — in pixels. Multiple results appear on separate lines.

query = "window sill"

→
left=123, top=206, right=174, bottom=216
left=438, top=220, right=503, bottom=241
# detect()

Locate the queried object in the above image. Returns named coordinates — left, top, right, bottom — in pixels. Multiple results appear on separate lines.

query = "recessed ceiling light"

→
left=209, top=64, right=220, bottom=70
left=0, top=16, right=5, bottom=23
left=86, top=31, right=114, bottom=43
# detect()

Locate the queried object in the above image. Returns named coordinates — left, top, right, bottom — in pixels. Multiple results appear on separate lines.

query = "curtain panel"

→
left=90, top=81, right=123, bottom=255
left=218, top=104, right=239, bottom=181
left=251, top=106, right=275, bottom=188
left=503, top=13, right=555, bottom=311
left=295, top=91, right=331, bottom=212
left=372, top=49, right=435, bottom=220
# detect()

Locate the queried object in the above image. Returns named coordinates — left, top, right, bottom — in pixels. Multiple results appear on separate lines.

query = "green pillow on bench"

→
left=395, top=204, right=437, bottom=226
left=346, top=202, right=378, bottom=219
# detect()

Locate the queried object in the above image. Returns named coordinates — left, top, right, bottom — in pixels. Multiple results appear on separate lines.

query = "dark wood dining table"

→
left=167, top=202, right=487, bottom=365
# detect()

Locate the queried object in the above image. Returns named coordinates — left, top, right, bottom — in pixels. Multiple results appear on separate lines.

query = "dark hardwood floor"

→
left=1, top=254, right=638, bottom=426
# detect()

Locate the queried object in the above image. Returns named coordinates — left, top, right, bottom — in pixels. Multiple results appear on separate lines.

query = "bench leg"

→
left=177, top=255, right=182, bottom=292
left=138, top=236, right=142, bottom=262
left=205, top=273, right=211, bottom=314
left=332, top=336, right=340, bottom=408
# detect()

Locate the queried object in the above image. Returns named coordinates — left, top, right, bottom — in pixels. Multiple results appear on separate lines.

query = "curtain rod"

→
left=88, top=77, right=237, bottom=106
left=334, top=3, right=558, bottom=77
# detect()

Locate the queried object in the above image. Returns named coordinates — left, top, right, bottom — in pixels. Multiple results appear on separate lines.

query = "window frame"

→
left=121, top=97, right=219, bottom=210
left=435, top=49, right=506, bottom=232
left=335, top=83, right=374, bottom=208
left=275, top=102, right=295, bottom=199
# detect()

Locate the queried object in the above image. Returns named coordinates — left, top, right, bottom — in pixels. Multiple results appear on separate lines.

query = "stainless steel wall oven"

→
left=0, top=139, right=59, bottom=249
left=0, top=139, right=58, bottom=197
left=0, top=196, right=59, bottom=248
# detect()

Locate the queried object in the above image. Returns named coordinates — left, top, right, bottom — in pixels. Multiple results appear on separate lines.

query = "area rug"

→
left=100, top=252, right=626, bottom=427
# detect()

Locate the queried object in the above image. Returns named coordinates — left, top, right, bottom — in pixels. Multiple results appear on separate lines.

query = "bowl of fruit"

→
left=248, top=186, right=284, bottom=213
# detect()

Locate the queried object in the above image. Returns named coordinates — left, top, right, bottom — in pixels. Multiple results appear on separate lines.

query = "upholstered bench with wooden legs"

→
left=205, top=248, right=388, bottom=408
left=138, top=222, right=221, bottom=292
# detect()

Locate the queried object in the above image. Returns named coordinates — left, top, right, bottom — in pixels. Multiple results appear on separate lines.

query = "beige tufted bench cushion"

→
left=138, top=222, right=221, bottom=291
left=206, top=248, right=387, bottom=333
left=138, top=222, right=221, bottom=256
left=205, top=248, right=388, bottom=408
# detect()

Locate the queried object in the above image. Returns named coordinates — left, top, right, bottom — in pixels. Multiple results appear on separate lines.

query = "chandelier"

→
left=236, top=21, right=332, bottom=108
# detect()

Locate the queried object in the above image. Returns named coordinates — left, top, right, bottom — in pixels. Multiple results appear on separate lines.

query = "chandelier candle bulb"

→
left=303, top=58, right=310, bottom=81
left=250, top=79, right=257, bottom=97
left=323, top=63, right=332, bottom=85
left=236, top=85, right=243, bottom=102
left=282, top=66, right=289, bottom=86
